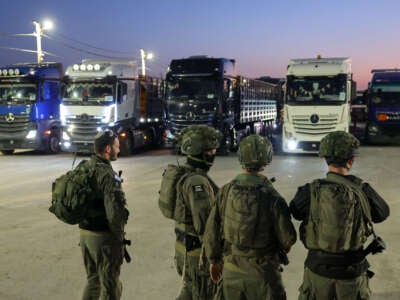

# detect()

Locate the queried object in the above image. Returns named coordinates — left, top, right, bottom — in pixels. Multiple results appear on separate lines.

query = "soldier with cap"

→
left=290, top=131, right=390, bottom=300
left=172, top=125, right=221, bottom=300
left=204, top=134, right=297, bottom=300
left=79, top=130, right=130, bottom=300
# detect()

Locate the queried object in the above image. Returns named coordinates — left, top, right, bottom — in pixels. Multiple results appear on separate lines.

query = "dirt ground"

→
left=0, top=146, right=399, bottom=299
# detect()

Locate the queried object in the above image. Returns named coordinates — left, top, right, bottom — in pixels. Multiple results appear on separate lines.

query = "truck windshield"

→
left=0, top=84, right=36, bottom=103
left=286, top=75, right=347, bottom=105
left=62, top=83, right=114, bottom=105
left=166, top=77, right=218, bottom=100
left=369, top=92, right=400, bottom=107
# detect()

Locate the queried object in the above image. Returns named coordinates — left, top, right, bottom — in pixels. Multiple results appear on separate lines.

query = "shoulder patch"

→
left=193, top=184, right=205, bottom=192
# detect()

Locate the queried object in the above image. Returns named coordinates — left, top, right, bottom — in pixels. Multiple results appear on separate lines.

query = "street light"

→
left=140, top=48, right=153, bottom=77
left=32, top=19, right=53, bottom=64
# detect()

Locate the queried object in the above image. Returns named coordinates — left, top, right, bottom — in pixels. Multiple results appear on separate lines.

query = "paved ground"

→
left=0, top=145, right=399, bottom=300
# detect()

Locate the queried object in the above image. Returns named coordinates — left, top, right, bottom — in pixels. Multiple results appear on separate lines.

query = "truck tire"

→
left=46, top=134, right=61, bottom=154
left=1, top=150, right=14, bottom=155
left=119, top=135, right=133, bottom=156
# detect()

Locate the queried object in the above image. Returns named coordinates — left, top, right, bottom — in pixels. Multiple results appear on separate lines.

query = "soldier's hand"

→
left=210, top=262, right=223, bottom=284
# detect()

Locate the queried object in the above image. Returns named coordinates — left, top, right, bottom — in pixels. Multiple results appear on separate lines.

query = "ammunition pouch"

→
left=175, top=228, right=202, bottom=251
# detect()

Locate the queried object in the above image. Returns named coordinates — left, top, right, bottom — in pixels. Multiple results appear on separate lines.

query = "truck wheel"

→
left=119, top=135, right=133, bottom=156
left=47, top=134, right=61, bottom=154
left=1, top=150, right=14, bottom=155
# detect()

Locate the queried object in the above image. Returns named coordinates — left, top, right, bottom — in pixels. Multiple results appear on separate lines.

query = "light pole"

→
left=140, top=48, right=153, bottom=77
left=32, top=20, right=53, bottom=65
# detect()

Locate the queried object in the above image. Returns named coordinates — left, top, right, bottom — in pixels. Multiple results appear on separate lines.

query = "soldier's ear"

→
left=346, top=156, right=354, bottom=169
left=104, top=144, right=111, bottom=154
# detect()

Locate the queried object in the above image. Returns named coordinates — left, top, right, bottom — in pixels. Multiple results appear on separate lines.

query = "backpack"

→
left=301, top=173, right=371, bottom=253
left=158, top=164, right=190, bottom=221
left=49, top=159, right=96, bottom=225
left=223, top=179, right=273, bottom=248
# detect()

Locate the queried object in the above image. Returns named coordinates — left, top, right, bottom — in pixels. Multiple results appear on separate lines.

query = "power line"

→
left=0, top=46, right=61, bottom=58
left=43, top=33, right=133, bottom=60
left=48, top=32, right=134, bottom=55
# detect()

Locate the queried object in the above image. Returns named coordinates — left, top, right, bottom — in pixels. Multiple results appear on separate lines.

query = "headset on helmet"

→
left=319, top=131, right=359, bottom=160
left=179, top=125, right=221, bottom=156
left=238, top=135, right=273, bottom=169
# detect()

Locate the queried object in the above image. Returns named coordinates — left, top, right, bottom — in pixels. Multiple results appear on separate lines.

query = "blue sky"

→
left=1, top=0, right=400, bottom=89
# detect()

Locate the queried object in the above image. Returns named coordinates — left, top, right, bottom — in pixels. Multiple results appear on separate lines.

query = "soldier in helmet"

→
left=173, top=125, right=221, bottom=300
left=290, top=131, right=390, bottom=300
left=204, top=134, right=297, bottom=300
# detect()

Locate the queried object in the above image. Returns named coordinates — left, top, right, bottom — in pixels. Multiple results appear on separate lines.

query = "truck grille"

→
left=168, top=112, right=213, bottom=134
left=0, top=114, right=30, bottom=134
left=292, top=114, right=339, bottom=135
left=65, top=114, right=102, bottom=141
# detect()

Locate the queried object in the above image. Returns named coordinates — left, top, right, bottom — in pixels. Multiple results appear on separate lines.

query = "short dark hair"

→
left=325, top=156, right=351, bottom=168
left=94, top=130, right=117, bottom=154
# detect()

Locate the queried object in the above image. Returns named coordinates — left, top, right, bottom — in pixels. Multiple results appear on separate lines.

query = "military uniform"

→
left=204, top=172, right=297, bottom=300
left=290, top=131, right=390, bottom=300
left=79, top=155, right=129, bottom=300
left=175, top=162, right=218, bottom=300
left=290, top=172, right=390, bottom=300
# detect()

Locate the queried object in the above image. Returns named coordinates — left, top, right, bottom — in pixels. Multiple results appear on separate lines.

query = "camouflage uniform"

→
left=290, top=131, right=390, bottom=300
left=174, top=125, right=221, bottom=300
left=204, top=135, right=297, bottom=300
left=79, top=155, right=129, bottom=300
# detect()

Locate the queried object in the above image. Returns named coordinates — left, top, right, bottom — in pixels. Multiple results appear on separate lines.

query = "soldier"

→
left=79, top=130, right=130, bottom=300
left=174, top=125, right=220, bottom=300
left=204, top=134, right=297, bottom=300
left=290, top=131, right=390, bottom=300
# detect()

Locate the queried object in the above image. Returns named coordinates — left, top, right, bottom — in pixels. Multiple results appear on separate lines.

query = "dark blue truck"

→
left=365, top=69, right=400, bottom=143
left=0, top=63, right=63, bottom=154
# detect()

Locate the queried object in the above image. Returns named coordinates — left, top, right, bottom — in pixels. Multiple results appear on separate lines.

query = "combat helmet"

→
left=238, top=134, right=273, bottom=170
left=319, top=131, right=359, bottom=161
left=179, top=125, right=222, bottom=156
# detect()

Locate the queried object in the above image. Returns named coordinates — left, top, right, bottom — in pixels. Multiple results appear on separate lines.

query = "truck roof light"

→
left=87, top=64, right=93, bottom=71
left=8, top=69, right=14, bottom=75
left=73, top=64, right=79, bottom=71
left=14, top=69, right=20, bottom=75
left=2, top=69, right=8, bottom=75
left=80, top=64, right=86, bottom=71
left=94, top=64, right=100, bottom=71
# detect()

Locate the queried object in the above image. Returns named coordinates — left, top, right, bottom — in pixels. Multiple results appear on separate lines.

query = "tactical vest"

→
left=301, top=173, right=372, bottom=253
left=223, top=179, right=275, bottom=249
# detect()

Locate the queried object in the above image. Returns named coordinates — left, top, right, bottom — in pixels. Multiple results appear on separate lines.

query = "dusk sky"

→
left=1, top=0, right=400, bottom=90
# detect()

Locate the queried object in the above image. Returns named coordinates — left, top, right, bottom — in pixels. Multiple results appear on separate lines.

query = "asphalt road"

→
left=0, top=146, right=399, bottom=300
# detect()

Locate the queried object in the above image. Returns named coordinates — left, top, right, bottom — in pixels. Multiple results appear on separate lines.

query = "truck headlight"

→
left=287, top=139, right=298, bottom=151
left=26, top=130, right=37, bottom=139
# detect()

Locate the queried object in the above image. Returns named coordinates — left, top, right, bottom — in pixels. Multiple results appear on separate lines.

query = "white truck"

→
left=282, top=56, right=355, bottom=153
left=60, top=59, right=164, bottom=156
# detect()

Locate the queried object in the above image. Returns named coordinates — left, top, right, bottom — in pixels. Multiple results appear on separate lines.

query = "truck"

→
left=365, top=69, right=400, bottom=143
left=0, top=62, right=63, bottom=155
left=164, top=56, right=279, bottom=153
left=282, top=56, right=355, bottom=153
left=60, top=59, right=164, bottom=156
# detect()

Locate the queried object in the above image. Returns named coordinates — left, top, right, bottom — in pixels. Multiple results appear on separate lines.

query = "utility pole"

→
left=32, top=20, right=53, bottom=65
left=140, top=48, right=153, bottom=77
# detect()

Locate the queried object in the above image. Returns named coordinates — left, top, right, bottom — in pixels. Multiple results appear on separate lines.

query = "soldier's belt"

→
left=175, top=228, right=202, bottom=251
